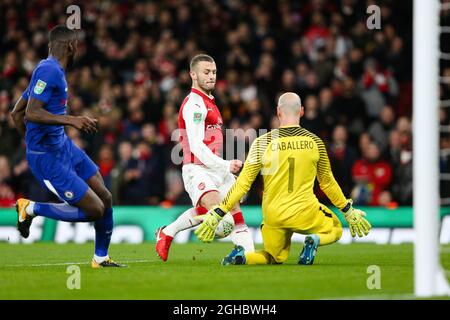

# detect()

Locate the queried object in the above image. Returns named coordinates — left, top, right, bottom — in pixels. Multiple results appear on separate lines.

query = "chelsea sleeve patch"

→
left=33, top=79, right=47, bottom=94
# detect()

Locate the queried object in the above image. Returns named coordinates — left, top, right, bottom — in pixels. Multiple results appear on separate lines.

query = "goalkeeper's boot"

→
left=91, top=258, right=127, bottom=269
left=221, top=245, right=246, bottom=265
left=15, top=198, right=34, bottom=239
left=298, top=234, right=320, bottom=265
left=155, top=227, right=173, bottom=262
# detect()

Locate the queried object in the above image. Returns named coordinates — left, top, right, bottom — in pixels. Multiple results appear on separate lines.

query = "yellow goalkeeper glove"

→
left=194, top=206, right=226, bottom=243
left=341, top=200, right=371, bottom=237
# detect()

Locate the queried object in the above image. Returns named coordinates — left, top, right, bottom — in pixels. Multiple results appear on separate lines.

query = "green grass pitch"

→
left=0, top=242, right=449, bottom=300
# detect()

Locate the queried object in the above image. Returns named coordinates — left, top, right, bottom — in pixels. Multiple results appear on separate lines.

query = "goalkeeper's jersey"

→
left=220, top=125, right=347, bottom=227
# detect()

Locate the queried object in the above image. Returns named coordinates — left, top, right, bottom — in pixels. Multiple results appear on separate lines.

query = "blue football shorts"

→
left=26, top=138, right=99, bottom=204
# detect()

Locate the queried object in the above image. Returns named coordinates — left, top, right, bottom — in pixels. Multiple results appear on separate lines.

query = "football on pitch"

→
left=214, top=213, right=234, bottom=239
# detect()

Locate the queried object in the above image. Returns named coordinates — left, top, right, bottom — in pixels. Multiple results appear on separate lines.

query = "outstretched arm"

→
left=315, top=138, right=348, bottom=210
left=315, top=137, right=371, bottom=237
left=26, top=97, right=98, bottom=134
left=25, top=64, right=98, bottom=134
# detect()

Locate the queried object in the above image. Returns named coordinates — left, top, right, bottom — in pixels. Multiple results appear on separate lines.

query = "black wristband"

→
left=213, top=207, right=226, bottom=217
left=342, top=202, right=351, bottom=213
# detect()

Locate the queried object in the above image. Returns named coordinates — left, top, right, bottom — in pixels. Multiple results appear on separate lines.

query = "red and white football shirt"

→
left=178, top=87, right=230, bottom=173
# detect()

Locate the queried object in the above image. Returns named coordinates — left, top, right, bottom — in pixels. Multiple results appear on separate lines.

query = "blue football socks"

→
left=94, top=207, right=113, bottom=257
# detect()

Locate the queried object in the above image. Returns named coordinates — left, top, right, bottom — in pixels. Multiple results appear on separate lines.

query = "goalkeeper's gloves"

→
left=194, top=206, right=226, bottom=243
left=341, top=200, right=371, bottom=237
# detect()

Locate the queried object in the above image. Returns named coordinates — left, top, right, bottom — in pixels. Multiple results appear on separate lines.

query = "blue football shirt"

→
left=25, top=56, right=68, bottom=152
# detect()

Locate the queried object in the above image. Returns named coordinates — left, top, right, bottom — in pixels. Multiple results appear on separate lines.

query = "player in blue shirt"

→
left=10, top=25, right=124, bottom=268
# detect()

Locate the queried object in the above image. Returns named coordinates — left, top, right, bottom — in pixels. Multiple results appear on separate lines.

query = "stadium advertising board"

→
left=1, top=206, right=449, bottom=245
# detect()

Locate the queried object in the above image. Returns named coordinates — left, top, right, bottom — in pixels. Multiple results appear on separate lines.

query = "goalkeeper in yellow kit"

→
left=195, top=92, right=371, bottom=265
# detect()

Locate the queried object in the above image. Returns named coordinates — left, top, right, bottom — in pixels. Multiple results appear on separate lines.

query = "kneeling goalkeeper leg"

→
left=317, top=212, right=343, bottom=246
left=231, top=225, right=291, bottom=265
left=222, top=225, right=291, bottom=265
left=222, top=247, right=279, bottom=265
left=298, top=209, right=343, bottom=265
left=245, top=251, right=274, bottom=265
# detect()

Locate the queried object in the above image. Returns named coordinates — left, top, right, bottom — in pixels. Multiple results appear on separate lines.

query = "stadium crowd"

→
left=0, top=0, right=448, bottom=207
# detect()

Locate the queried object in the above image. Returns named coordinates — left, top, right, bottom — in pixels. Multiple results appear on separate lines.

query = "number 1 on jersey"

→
left=288, top=157, right=295, bottom=193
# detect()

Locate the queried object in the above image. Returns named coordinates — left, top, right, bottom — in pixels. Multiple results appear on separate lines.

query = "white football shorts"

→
left=182, top=164, right=236, bottom=207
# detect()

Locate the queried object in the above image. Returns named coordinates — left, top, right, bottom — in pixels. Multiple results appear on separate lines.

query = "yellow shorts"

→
left=261, top=203, right=341, bottom=263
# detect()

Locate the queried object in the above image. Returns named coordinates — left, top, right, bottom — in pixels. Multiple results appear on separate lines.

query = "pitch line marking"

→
left=3, top=259, right=153, bottom=268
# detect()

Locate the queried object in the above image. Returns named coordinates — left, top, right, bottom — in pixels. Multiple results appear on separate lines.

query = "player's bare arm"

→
left=25, top=97, right=98, bottom=133
left=10, top=96, right=27, bottom=137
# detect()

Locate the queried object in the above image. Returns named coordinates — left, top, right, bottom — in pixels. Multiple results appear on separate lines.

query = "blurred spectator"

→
left=385, top=129, right=401, bottom=164
left=111, top=141, right=133, bottom=205
left=352, top=142, right=393, bottom=206
left=313, top=47, right=334, bottom=85
left=120, top=141, right=165, bottom=205
left=330, top=77, right=367, bottom=145
left=390, top=117, right=413, bottom=205
left=0, top=90, right=21, bottom=157
left=301, top=95, right=325, bottom=137
left=318, top=87, right=337, bottom=133
left=358, top=132, right=372, bottom=157
left=391, top=147, right=413, bottom=205
left=328, top=125, right=358, bottom=197
left=97, top=144, right=115, bottom=190
left=163, top=167, right=188, bottom=206
left=0, top=155, right=16, bottom=207
left=359, top=58, right=398, bottom=120
left=368, top=105, right=396, bottom=154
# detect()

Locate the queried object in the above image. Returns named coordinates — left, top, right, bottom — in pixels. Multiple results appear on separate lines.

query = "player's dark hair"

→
left=49, top=25, right=76, bottom=43
left=190, top=54, right=215, bottom=71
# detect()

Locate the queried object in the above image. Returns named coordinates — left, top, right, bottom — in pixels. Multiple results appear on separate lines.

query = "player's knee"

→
left=334, top=225, right=343, bottom=242
left=101, top=190, right=112, bottom=209
left=199, top=191, right=221, bottom=209
left=88, top=202, right=105, bottom=221
left=95, top=203, right=105, bottom=220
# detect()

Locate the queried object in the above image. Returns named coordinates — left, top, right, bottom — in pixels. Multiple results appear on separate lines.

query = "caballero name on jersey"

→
left=271, top=140, right=314, bottom=151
